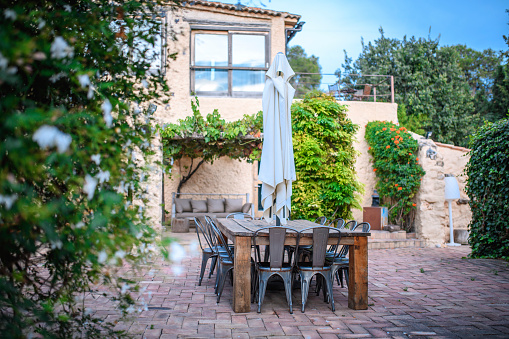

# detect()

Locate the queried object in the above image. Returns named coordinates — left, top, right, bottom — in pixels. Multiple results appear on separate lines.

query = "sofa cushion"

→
left=175, top=198, right=192, bottom=213
left=241, top=203, right=252, bottom=214
left=225, top=198, right=243, bottom=213
left=191, top=199, right=207, bottom=213
left=207, top=198, right=225, bottom=213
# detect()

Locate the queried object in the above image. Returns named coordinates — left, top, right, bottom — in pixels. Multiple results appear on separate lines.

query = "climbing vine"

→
left=465, top=119, right=509, bottom=259
left=159, top=98, right=263, bottom=193
left=291, top=92, right=364, bottom=220
left=365, top=121, right=425, bottom=230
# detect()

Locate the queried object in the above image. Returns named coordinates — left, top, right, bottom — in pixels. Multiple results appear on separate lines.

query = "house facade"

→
left=143, top=1, right=471, bottom=246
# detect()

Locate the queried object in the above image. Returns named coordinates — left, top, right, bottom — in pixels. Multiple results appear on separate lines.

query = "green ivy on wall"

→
left=159, top=98, right=263, bottom=193
left=365, top=121, right=425, bottom=229
left=465, top=118, right=509, bottom=259
left=291, top=92, right=364, bottom=220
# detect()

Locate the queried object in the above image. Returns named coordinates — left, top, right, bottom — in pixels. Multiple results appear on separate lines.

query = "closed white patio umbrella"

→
left=259, top=52, right=296, bottom=224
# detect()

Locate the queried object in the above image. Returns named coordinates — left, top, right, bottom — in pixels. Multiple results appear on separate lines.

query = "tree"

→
left=444, top=45, right=503, bottom=122
left=287, top=45, right=322, bottom=98
left=489, top=33, right=509, bottom=122
left=341, top=28, right=476, bottom=147
left=0, top=0, right=179, bottom=337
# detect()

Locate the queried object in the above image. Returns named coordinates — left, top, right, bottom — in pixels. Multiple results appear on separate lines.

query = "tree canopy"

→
left=287, top=45, right=322, bottom=98
left=341, top=28, right=507, bottom=147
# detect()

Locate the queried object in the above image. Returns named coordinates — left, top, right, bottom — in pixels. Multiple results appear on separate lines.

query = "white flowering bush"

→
left=0, top=0, right=179, bottom=337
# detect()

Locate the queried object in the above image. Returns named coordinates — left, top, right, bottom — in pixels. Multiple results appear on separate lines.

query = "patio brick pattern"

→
left=89, top=233, right=509, bottom=338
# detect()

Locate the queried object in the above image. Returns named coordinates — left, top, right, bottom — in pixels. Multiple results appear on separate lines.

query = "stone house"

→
left=145, top=0, right=471, bottom=246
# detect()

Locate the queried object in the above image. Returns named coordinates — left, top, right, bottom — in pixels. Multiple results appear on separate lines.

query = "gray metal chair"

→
left=194, top=217, right=216, bottom=286
left=295, top=226, right=342, bottom=312
left=252, top=226, right=299, bottom=313
left=194, top=216, right=229, bottom=285
left=207, top=217, right=235, bottom=302
left=331, top=222, right=370, bottom=287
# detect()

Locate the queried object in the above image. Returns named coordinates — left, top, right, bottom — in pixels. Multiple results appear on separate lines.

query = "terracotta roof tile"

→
left=185, top=0, right=301, bottom=20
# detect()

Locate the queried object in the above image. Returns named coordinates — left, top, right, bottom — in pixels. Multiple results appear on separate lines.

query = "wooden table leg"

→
left=348, top=236, right=368, bottom=310
left=233, top=235, right=251, bottom=313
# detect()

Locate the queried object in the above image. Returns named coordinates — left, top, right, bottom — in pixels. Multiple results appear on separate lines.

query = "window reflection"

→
left=232, top=70, right=265, bottom=92
left=195, top=34, right=228, bottom=67
left=195, top=69, right=228, bottom=92
left=232, top=35, right=265, bottom=67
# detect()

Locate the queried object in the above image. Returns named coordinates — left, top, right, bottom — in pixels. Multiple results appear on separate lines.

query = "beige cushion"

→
left=175, top=198, right=192, bottom=213
left=191, top=199, right=207, bottom=213
left=225, top=198, right=243, bottom=213
left=241, top=203, right=252, bottom=214
left=207, top=198, right=224, bottom=213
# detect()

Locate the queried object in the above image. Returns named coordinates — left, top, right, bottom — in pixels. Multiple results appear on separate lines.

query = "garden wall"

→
left=413, top=138, right=471, bottom=246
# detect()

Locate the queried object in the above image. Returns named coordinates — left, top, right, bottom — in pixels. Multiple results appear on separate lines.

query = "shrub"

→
left=291, top=92, right=363, bottom=220
left=0, top=1, right=178, bottom=337
left=365, top=121, right=425, bottom=229
left=465, top=119, right=509, bottom=259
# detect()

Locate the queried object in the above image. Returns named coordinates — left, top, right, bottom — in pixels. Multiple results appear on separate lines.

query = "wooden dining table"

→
left=216, top=218, right=371, bottom=313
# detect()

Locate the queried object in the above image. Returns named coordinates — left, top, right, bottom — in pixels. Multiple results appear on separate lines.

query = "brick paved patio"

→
left=90, top=232, right=509, bottom=338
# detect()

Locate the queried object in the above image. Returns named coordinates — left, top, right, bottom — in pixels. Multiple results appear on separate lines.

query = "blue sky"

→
left=220, top=0, right=508, bottom=89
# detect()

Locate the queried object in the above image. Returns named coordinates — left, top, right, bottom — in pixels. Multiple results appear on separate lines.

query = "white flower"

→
left=115, top=250, right=126, bottom=259
left=49, top=72, right=66, bottom=83
left=63, top=4, right=71, bottom=12
left=87, top=84, right=95, bottom=99
left=169, top=242, right=186, bottom=262
left=101, top=99, right=113, bottom=128
left=0, top=194, right=18, bottom=210
left=75, top=221, right=85, bottom=229
left=91, top=154, right=101, bottom=165
left=50, top=240, right=63, bottom=250
left=4, top=9, right=16, bottom=20
left=50, top=36, right=74, bottom=59
left=32, top=51, right=46, bottom=61
left=83, top=174, right=98, bottom=200
left=97, top=250, right=107, bottom=263
left=78, top=74, right=90, bottom=88
left=0, top=52, right=8, bottom=70
left=141, top=79, right=148, bottom=88
left=32, top=125, right=72, bottom=153
left=96, top=169, right=110, bottom=184
left=116, top=180, right=127, bottom=194
left=38, top=19, right=46, bottom=29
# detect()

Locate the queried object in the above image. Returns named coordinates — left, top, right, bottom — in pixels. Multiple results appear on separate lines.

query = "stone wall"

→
left=414, top=138, right=471, bottom=246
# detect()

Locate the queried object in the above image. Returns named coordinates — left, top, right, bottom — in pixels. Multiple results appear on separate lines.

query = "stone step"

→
left=369, top=230, right=409, bottom=240
left=368, top=238, right=426, bottom=250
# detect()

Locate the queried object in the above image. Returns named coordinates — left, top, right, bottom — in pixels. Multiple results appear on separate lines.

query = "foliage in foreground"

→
left=365, top=121, right=425, bottom=230
left=0, top=1, right=178, bottom=337
left=291, top=92, right=363, bottom=220
left=465, top=119, right=509, bottom=259
left=159, top=98, right=263, bottom=193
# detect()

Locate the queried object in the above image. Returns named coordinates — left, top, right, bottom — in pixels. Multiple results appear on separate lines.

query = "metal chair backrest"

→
left=298, top=226, right=342, bottom=268
left=328, top=218, right=345, bottom=229
left=253, top=226, right=298, bottom=268
left=352, top=222, right=371, bottom=233
left=314, top=216, right=328, bottom=225
left=205, top=215, right=234, bottom=261
left=226, top=212, right=253, bottom=220
left=343, top=220, right=357, bottom=230
left=194, top=217, right=214, bottom=251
